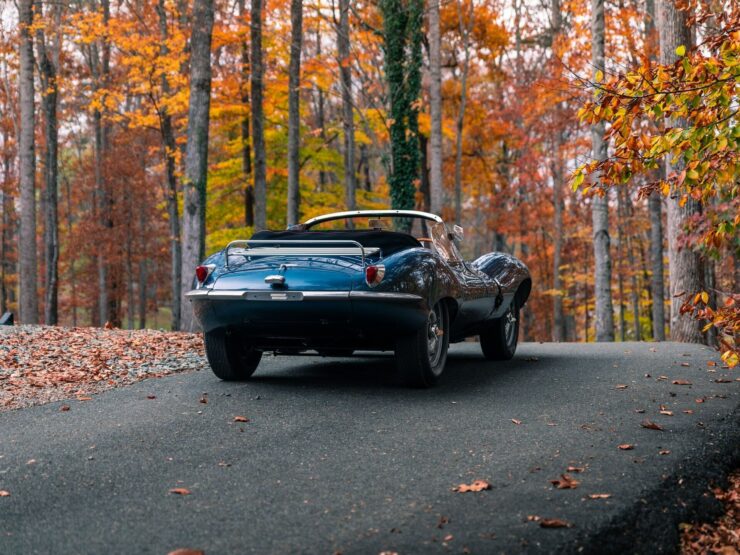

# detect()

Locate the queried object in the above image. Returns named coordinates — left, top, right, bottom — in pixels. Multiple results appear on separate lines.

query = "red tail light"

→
left=195, top=265, right=211, bottom=284
left=365, top=264, right=385, bottom=287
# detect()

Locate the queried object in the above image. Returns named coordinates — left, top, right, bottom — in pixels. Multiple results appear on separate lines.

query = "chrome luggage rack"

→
left=224, top=239, right=379, bottom=270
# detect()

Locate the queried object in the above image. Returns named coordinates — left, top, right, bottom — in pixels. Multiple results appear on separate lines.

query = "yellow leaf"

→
left=675, top=45, right=686, bottom=57
left=700, top=291, right=709, bottom=304
left=595, top=69, right=604, bottom=83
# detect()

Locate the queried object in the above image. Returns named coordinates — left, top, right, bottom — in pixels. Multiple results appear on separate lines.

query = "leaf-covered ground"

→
left=0, top=325, right=204, bottom=411
left=681, top=470, right=740, bottom=555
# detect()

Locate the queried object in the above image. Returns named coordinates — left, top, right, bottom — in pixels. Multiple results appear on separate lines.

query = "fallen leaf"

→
left=167, top=550, right=204, bottom=555
left=618, top=444, right=635, bottom=450
left=550, top=474, right=579, bottom=489
left=169, top=488, right=191, bottom=495
left=437, top=515, right=449, bottom=529
left=641, top=420, right=664, bottom=431
left=615, top=384, right=629, bottom=390
left=527, top=515, right=541, bottom=522
left=233, top=416, right=250, bottom=423
left=77, top=396, right=92, bottom=401
left=540, top=518, right=572, bottom=528
left=443, top=534, right=454, bottom=542
left=658, top=375, right=668, bottom=381
left=683, top=410, right=694, bottom=414
left=714, top=378, right=732, bottom=383
left=566, top=466, right=585, bottom=473
left=0, top=490, right=9, bottom=497
left=199, top=394, right=208, bottom=404
left=672, top=379, right=692, bottom=385
left=680, top=362, right=691, bottom=367
left=60, top=405, right=70, bottom=412
left=511, top=419, right=522, bottom=425
left=706, top=361, right=717, bottom=367
left=634, top=409, right=646, bottom=414
left=587, top=493, right=611, bottom=499
left=659, top=450, right=671, bottom=455
left=660, top=410, right=674, bottom=416
left=218, top=461, right=231, bottom=467
left=453, top=480, right=491, bottom=493
left=147, top=395, right=157, bottom=400
left=696, top=398, right=705, bottom=403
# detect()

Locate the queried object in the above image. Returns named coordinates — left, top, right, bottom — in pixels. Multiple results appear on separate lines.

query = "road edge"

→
left=566, top=405, right=740, bottom=554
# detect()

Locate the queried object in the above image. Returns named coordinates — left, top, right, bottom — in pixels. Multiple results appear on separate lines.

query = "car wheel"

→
left=480, top=301, right=519, bottom=360
left=395, top=301, right=449, bottom=388
left=204, top=329, right=262, bottom=380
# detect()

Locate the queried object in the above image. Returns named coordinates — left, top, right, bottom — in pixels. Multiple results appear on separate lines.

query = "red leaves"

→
left=169, top=488, right=191, bottom=495
left=550, top=474, right=580, bottom=489
left=453, top=480, right=491, bottom=493
left=641, top=420, right=664, bottom=431
left=233, top=416, right=249, bottom=423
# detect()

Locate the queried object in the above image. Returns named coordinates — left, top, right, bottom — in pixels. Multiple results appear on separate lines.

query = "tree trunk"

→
left=646, top=0, right=666, bottom=341
left=251, top=0, right=267, bottom=230
left=180, top=0, right=215, bottom=332
left=315, top=25, right=329, bottom=191
left=286, top=0, right=303, bottom=226
left=238, top=0, right=254, bottom=227
left=428, top=0, right=443, bottom=215
left=381, top=0, right=424, bottom=226
left=590, top=0, right=615, bottom=341
left=453, top=0, right=473, bottom=226
left=550, top=0, right=564, bottom=342
left=156, top=0, right=182, bottom=330
left=551, top=146, right=565, bottom=341
left=35, top=0, right=61, bottom=325
left=18, top=0, right=38, bottom=324
left=338, top=0, right=356, bottom=215
left=648, top=192, right=665, bottom=339
left=657, top=0, right=703, bottom=343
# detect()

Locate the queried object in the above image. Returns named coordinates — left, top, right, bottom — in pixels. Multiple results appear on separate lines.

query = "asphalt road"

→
left=0, top=342, right=737, bottom=555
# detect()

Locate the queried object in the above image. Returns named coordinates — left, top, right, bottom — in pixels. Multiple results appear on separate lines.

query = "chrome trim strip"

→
left=303, top=209, right=443, bottom=228
left=302, top=291, right=350, bottom=299
left=349, top=291, right=423, bottom=302
left=186, top=289, right=422, bottom=302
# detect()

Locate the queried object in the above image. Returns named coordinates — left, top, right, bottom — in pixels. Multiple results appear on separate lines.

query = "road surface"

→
left=0, top=342, right=737, bottom=554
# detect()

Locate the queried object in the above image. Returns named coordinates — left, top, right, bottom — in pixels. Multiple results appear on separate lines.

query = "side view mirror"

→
left=449, top=224, right=464, bottom=243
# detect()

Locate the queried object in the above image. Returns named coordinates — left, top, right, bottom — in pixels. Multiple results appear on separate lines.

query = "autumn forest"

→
left=0, top=0, right=737, bottom=362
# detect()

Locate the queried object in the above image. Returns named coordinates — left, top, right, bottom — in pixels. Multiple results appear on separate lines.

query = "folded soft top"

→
left=250, top=229, right=421, bottom=256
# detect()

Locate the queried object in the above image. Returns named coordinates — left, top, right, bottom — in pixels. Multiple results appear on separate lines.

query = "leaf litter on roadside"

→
left=0, top=326, right=203, bottom=411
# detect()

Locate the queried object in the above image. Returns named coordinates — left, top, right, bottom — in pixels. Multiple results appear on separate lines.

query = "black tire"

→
left=480, top=301, right=519, bottom=360
left=395, top=301, right=450, bottom=388
left=204, top=329, right=262, bottom=381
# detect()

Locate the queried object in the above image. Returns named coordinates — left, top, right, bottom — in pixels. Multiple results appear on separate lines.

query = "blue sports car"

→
left=186, top=210, right=531, bottom=387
